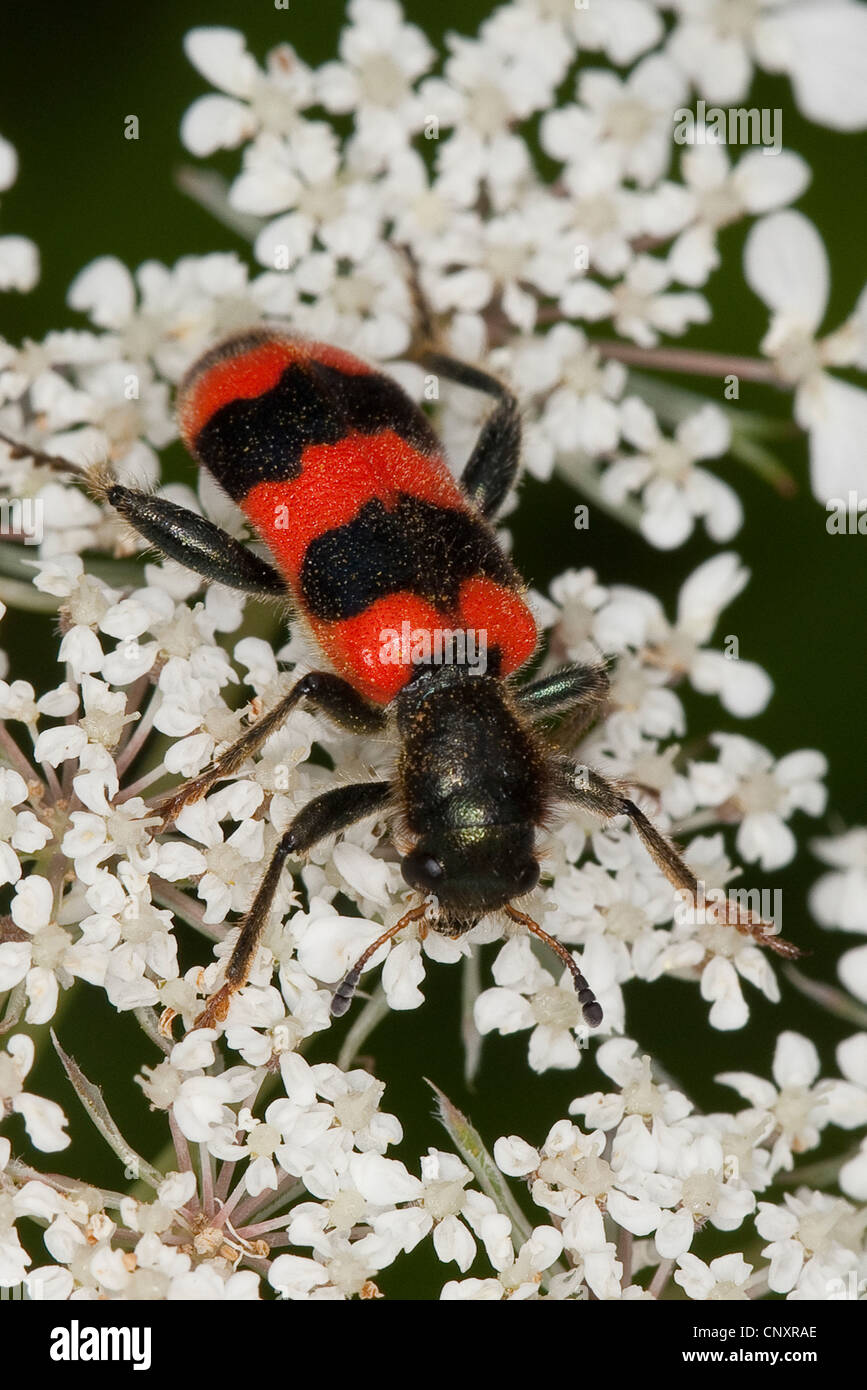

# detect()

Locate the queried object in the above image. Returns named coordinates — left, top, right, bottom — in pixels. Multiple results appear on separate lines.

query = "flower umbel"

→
left=0, top=0, right=863, bottom=1305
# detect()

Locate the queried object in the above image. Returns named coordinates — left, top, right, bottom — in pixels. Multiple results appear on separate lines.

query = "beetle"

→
left=3, top=327, right=799, bottom=1030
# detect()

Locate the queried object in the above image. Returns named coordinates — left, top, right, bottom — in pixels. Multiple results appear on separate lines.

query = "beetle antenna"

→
left=331, top=902, right=429, bottom=1017
left=505, top=903, right=603, bottom=1028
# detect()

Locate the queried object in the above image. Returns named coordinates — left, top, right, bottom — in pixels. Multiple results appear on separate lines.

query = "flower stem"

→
left=337, top=981, right=390, bottom=1071
left=169, top=1112, right=194, bottom=1180
left=199, top=1143, right=215, bottom=1218
left=0, top=720, right=41, bottom=785
left=50, top=1029, right=164, bottom=1190
left=116, top=763, right=168, bottom=802
left=151, top=877, right=226, bottom=943
left=115, top=687, right=161, bottom=777
left=618, top=1228, right=633, bottom=1289
left=426, top=1078, right=533, bottom=1254
left=40, top=756, right=62, bottom=801
left=242, top=1211, right=296, bottom=1238
left=226, top=1170, right=305, bottom=1230
left=555, top=453, right=644, bottom=533
left=595, top=340, right=781, bottom=385
left=461, top=949, right=483, bottom=1088
left=649, top=1257, right=675, bottom=1299
left=784, top=964, right=867, bottom=1029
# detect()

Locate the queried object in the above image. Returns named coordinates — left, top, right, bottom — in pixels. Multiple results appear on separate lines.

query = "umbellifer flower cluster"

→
left=0, top=0, right=865, bottom=1301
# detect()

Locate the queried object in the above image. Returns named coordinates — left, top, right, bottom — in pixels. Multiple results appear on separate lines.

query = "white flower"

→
left=441, top=1225, right=564, bottom=1300
left=425, top=198, right=573, bottom=334
left=602, top=398, right=740, bottom=549
left=675, top=1251, right=752, bottom=1300
left=563, top=253, right=710, bottom=348
left=662, top=143, right=810, bottom=288
left=717, top=1031, right=867, bottom=1176
left=67, top=250, right=264, bottom=382
left=570, top=1039, right=693, bottom=1132
left=172, top=1065, right=256, bottom=1152
left=605, top=552, right=773, bottom=718
left=418, top=16, right=564, bottom=209
left=317, top=0, right=434, bottom=165
left=302, top=1060, right=402, bottom=1155
left=401, top=1149, right=504, bottom=1273
left=808, top=827, right=867, bottom=1006
left=168, top=787, right=266, bottom=923
left=269, top=1253, right=332, bottom=1300
left=547, top=0, right=663, bottom=66
left=690, top=733, right=827, bottom=871
left=0, top=135, right=39, bottom=292
left=500, top=1116, right=667, bottom=1278
left=514, top=325, right=627, bottom=480
left=265, top=1096, right=345, bottom=1200
left=236, top=121, right=345, bottom=222
left=744, top=209, right=867, bottom=501
left=673, top=555, right=772, bottom=716
left=292, top=901, right=394, bottom=988
left=667, top=0, right=867, bottom=129
left=474, top=935, right=614, bottom=1074
left=545, top=568, right=610, bottom=665
left=0, top=1138, right=31, bottom=1286
left=755, top=1190, right=863, bottom=1295
left=561, top=1197, right=623, bottom=1299
left=0, top=874, right=78, bottom=1024
left=275, top=240, right=412, bottom=360
left=0, top=768, right=51, bottom=890
left=182, top=28, right=314, bottom=157
left=542, top=55, right=687, bottom=190
left=0, top=235, right=39, bottom=293
left=651, top=1129, right=756, bottom=1261
left=835, top=1035, right=867, bottom=1200
left=637, top=834, right=782, bottom=1032
left=810, top=827, right=867, bottom=933
left=0, top=1035, right=70, bottom=1151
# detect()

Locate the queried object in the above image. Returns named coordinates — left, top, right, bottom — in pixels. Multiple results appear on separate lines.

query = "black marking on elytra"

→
left=318, top=367, right=441, bottom=457
left=191, top=361, right=441, bottom=502
left=300, top=494, right=518, bottom=621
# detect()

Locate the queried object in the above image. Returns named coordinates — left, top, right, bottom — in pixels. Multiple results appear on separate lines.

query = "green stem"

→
left=784, top=965, right=867, bottom=1030
left=51, top=1030, right=164, bottom=1190
left=596, top=341, right=781, bottom=385
left=337, top=982, right=390, bottom=1071
left=426, top=1078, right=534, bottom=1253
left=555, top=454, right=644, bottom=534
left=461, top=951, right=484, bottom=1088
left=175, top=165, right=264, bottom=242
left=728, top=433, right=797, bottom=497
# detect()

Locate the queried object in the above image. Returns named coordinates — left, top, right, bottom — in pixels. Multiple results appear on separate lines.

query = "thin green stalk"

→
left=51, top=1030, right=164, bottom=1190
left=337, top=982, right=390, bottom=1071
left=426, top=1078, right=533, bottom=1253
left=784, top=965, right=867, bottom=1030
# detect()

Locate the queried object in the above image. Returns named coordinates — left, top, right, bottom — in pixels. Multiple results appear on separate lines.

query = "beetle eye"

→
left=515, top=860, right=539, bottom=895
left=402, top=851, right=445, bottom=893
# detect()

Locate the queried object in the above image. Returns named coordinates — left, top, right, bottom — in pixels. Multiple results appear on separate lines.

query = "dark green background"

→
left=0, top=1, right=864, bottom=1296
